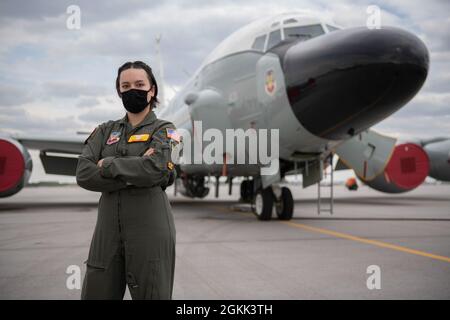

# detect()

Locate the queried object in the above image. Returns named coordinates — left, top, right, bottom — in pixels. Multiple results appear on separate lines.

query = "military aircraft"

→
left=1, top=12, right=443, bottom=221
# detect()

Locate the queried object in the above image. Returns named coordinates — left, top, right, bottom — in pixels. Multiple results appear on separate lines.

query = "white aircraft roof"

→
left=200, top=12, right=339, bottom=68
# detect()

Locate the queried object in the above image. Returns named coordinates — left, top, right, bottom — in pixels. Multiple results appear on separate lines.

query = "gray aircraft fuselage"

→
left=159, top=16, right=429, bottom=179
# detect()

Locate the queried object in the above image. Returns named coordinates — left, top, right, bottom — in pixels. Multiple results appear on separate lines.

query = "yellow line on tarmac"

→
left=281, top=220, right=450, bottom=264
left=210, top=203, right=450, bottom=263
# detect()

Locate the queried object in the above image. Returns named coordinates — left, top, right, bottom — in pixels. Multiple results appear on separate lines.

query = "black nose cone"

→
left=283, top=27, right=429, bottom=140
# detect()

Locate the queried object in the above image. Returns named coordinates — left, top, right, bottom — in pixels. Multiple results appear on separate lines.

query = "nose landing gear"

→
left=274, top=187, right=294, bottom=220
left=253, top=187, right=274, bottom=220
left=241, top=179, right=294, bottom=221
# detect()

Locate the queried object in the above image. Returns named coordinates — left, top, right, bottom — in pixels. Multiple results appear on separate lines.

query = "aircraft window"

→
left=284, top=24, right=324, bottom=41
left=326, top=25, right=340, bottom=32
left=283, top=18, right=298, bottom=24
left=271, top=22, right=280, bottom=27
left=266, top=29, right=282, bottom=50
left=251, top=34, right=267, bottom=51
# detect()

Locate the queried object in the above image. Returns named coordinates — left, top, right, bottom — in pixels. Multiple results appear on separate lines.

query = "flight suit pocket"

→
left=150, top=144, right=168, bottom=171
left=145, top=259, right=161, bottom=300
left=86, top=223, right=118, bottom=271
left=84, top=260, right=106, bottom=270
left=101, top=143, right=119, bottom=158
left=137, top=141, right=153, bottom=157
left=161, top=143, right=171, bottom=163
left=159, top=144, right=172, bottom=186
left=127, top=271, right=140, bottom=293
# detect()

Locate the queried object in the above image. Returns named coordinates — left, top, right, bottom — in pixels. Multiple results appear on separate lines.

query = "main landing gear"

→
left=240, top=179, right=294, bottom=221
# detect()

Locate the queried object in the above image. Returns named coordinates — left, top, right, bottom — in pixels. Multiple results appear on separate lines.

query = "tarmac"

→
left=0, top=182, right=449, bottom=299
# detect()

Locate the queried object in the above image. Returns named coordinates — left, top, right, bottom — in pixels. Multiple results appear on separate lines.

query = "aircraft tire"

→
left=240, top=179, right=254, bottom=203
left=252, top=187, right=273, bottom=221
left=275, top=187, right=294, bottom=220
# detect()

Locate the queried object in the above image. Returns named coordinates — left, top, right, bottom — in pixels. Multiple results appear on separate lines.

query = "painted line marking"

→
left=281, top=220, right=450, bottom=264
left=210, top=204, right=450, bottom=264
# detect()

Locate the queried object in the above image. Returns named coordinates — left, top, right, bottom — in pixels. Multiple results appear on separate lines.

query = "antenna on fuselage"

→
left=155, top=34, right=166, bottom=108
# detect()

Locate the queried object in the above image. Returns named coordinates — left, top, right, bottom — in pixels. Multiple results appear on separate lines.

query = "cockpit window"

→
left=251, top=34, right=267, bottom=51
left=326, top=25, right=340, bottom=32
left=283, top=18, right=298, bottom=24
left=267, top=29, right=282, bottom=50
left=284, top=24, right=324, bottom=41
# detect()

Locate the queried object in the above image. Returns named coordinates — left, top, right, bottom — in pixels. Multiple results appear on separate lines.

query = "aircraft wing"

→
left=12, top=134, right=86, bottom=176
left=14, top=135, right=85, bottom=154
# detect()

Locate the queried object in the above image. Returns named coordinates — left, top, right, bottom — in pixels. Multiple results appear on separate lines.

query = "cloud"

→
left=43, top=81, right=107, bottom=98
left=76, top=97, right=99, bottom=108
left=0, top=0, right=449, bottom=182
left=374, top=114, right=450, bottom=140
left=0, top=0, right=164, bottom=24
left=0, top=85, right=35, bottom=106
left=377, top=92, right=450, bottom=124
left=0, top=105, right=81, bottom=136
left=77, top=105, right=124, bottom=125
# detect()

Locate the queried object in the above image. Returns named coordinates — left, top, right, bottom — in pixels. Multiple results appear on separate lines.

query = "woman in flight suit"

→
left=76, top=61, right=180, bottom=300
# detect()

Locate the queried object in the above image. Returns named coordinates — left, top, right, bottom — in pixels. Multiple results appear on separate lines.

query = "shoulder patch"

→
left=166, top=127, right=181, bottom=143
left=84, top=127, right=98, bottom=145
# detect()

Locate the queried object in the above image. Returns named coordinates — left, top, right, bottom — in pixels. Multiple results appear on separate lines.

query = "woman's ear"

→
left=149, top=85, right=155, bottom=97
left=147, top=85, right=155, bottom=104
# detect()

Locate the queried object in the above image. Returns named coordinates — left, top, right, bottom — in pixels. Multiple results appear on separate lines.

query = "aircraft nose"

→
left=283, top=26, right=429, bottom=140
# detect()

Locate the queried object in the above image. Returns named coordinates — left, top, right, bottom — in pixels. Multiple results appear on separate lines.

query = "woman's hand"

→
left=97, top=159, right=104, bottom=167
left=143, top=147, right=155, bottom=157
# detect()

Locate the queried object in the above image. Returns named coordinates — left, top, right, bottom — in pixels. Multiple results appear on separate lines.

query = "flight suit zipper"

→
left=116, top=123, right=125, bottom=238
left=118, top=190, right=122, bottom=235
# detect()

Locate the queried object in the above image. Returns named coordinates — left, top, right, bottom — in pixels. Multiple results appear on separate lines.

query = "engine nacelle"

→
left=364, top=143, right=429, bottom=193
left=423, top=139, right=450, bottom=181
left=176, top=174, right=210, bottom=198
left=0, top=137, right=33, bottom=197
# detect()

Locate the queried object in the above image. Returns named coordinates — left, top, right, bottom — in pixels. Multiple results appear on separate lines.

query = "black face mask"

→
left=121, top=88, right=152, bottom=113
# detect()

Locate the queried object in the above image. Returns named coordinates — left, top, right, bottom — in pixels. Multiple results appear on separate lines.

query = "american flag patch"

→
left=166, top=128, right=181, bottom=143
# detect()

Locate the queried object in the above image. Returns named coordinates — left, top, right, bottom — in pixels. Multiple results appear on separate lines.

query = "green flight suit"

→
left=76, top=110, right=179, bottom=300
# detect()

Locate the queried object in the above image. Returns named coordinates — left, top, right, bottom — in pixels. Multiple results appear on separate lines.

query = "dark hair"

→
left=116, top=60, right=159, bottom=108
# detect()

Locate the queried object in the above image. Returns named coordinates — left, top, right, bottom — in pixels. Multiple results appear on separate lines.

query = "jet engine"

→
left=176, top=174, right=210, bottom=198
left=423, top=139, right=450, bottom=182
left=0, top=137, right=33, bottom=197
left=363, top=143, right=429, bottom=193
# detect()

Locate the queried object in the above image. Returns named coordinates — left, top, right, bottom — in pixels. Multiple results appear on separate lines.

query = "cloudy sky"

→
left=0, top=0, right=449, bottom=182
